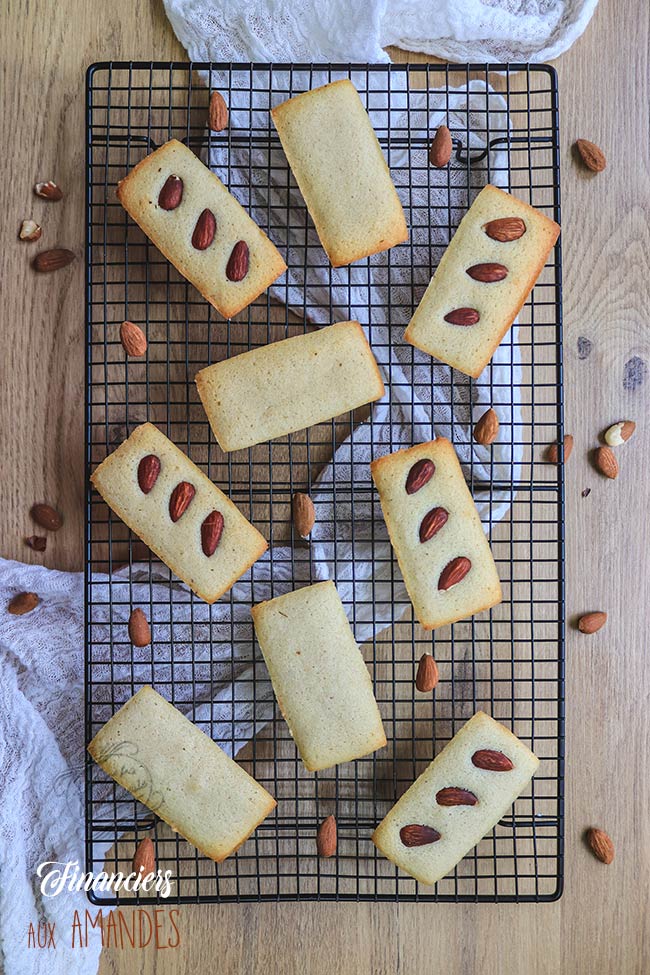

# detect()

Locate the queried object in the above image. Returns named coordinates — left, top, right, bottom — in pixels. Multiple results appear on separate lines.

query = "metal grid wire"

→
left=85, top=62, right=564, bottom=904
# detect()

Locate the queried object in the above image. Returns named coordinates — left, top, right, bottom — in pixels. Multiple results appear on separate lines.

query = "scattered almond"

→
left=415, top=653, right=439, bottom=692
left=32, top=248, right=75, bottom=272
left=209, top=91, right=229, bottom=132
left=292, top=492, right=315, bottom=538
left=34, top=180, right=63, bottom=201
left=473, top=408, right=499, bottom=446
left=587, top=827, right=614, bottom=864
left=595, top=445, right=618, bottom=479
left=8, top=592, right=39, bottom=615
left=120, top=321, right=147, bottom=357
left=429, top=125, right=453, bottom=167
left=25, top=535, right=47, bottom=552
left=575, top=139, right=606, bottom=173
left=31, top=502, right=63, bottom=531
left=604, top=420, right=635, bottom=447
left=547, top=434, right=573, bottom=464
left=19, top=219, right=42, bottom=241
left=316, top=814, right=337, bottom=857
left=132, top=837, right=156, bottom=876
left=578, top=611, right=607, bottom=634
left=128, top=608, right=151, bottom=647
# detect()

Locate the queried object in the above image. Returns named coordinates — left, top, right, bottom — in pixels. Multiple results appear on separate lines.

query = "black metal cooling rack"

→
left=85, top=62, right=564, bottom=904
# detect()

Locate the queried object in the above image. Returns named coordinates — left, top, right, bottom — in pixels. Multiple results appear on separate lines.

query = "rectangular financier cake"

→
left=371, top=437, right=502, bottom=629
left=116, top=139, right=287, bottom=318
left=90, top=423, right=267, bottom=603
left=372, top=711, right=539, bottom=885
left=196, top=321, right=385, bottom=452
left=271, top=80, right=408, bottom=266
left=404, top=184, right=560, bottom=377
left=250, top=581, right=387, bottom=771
left=88, top=687, right=276, bottom=862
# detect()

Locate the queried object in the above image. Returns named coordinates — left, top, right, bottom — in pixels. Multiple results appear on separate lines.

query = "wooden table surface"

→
left=2, top=0, right=649, bottom=972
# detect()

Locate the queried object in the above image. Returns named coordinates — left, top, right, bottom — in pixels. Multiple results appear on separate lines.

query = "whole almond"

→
left=405, top=458, right=435, bottom=495
left=201, top=510, right=225, bottom=556
left=128, top=608, right=151, bottom=647
left=438, top=556, right=471, bottom=591
left=483, top=216, right=527, bottom=242
left=120, top=320, right=147, bottom=357
left=192, top=209, right=217, bottom=250
left=595, top=445, right=618, bottom=479
left=316, top=814, right=337, bottom=857
left=31, top=502, right=63, bottom=531
left=443, top=307, right=480, bottom=326
left=399, top=824, right=441, bottom=847
left=158, top=174, right=183, bottom=210
left=415, top=653, right=439, bottom=692
left=34, top=180, right=63, bottom=201
left=226, top=240, right=250, bottom=282
left=137, top=454, right=161, bottom=494
left=547, top=434, right=573, bottom=464
left=474, top=408, right=499, bottom=446
left=25, top=535, right=47, bottom=552
left=169, top=481, right=196, bottom=522
left=436, top=787, right=478, bottom=806
left=575, top=139, right=606, bottom=173
left=8, top=592, right=39, bottom=615
left=429, top=125, right=453, bottom=167
left=419, top=506, right=449, bottom=543
left=587, top=827, right=614, bottom=864
left=604, top=420, right=635, bottom=447
left=209, top=91, right=229, bottom=132
left=578, top=611, right=607, bottom=634
left=292, top=492, right=315, bottom=538
left=466, top=263, right=508, bottom=283
left=132, top=837, right=156, bottom=876
left=32, top=248, right=75, bottom=272
left=19, top=219, right=42, bottom=241
left=471, top=749, right=514, bottom=771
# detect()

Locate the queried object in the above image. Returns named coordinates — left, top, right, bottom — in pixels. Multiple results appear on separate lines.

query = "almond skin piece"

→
left=32, top=248, right=75, bottom=272
left=400, top=824, right=441, bottom=847
left=8, top=592, right=39, bottom=615
left=466, top=262, right=508, bottom=283
left=483, top=216, right=526, bottom=242
left=292, top=492, right=315, bottom=538
left=575, top=139, right=606, bottom=173
left=436, top=787, right=478, bottom=806
left=209, top=91, right=229, bottom=132
left=471, top=749, right=514, bottom=771
left=192, top=209, right=217, bottom=250
left=169, top=481, right=196, bottom=522
left=137, top=454, right=161, bottom=494
left=443, top=307, right=480, bottom=326
left=578, top=611, right=607, bottom=634
left=405, top=458, right=435, bottom=495
left=604, top=420, right=635, bottom=447
left=34, top=180, right=63, bottom=201
left=31, top=502, right=63, bottom=531
left=316, top=815, right=337, bottom=857
left=158, top=174, right=183, bottom=210
left=587, top=827, right=614, bottom=864
left=128, top=608, right=151, bottom=647
left=595, top=445, right=618, bottom=479
left=415, top=653, right=439, bottom=692
left=226, top=240, right=250, bottom=282
left=547, top=434, right=573, bottom=464
left=419, top=507, right=449, bottom=543
left=438, top=556, right=471, bottom=591
left=132, top=837, right=156, bottom=875
left=25, top=535, right=47, bottom=552
left=473, top=408, right=499, bottom=446
left=429, top=125, right=453, bottom=167
left=120, top=321, right=147, bottom=357
left=201, top=510, right=225, bottom=556
left=19, top=219, right=42, bottom=241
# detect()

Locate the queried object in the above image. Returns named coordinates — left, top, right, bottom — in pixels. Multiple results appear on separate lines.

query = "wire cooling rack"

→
left=85, top=62, right=564, bottom=904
